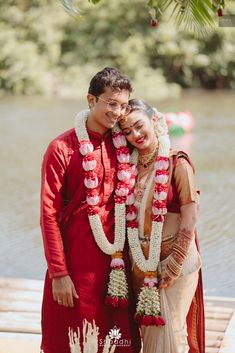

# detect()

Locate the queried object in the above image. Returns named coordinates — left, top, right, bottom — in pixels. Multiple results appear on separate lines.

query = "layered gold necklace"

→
left=138, top=146, right=158, bottom=168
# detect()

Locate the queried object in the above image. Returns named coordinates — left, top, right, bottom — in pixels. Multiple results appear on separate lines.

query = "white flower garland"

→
left=88, top=202, right=126, bottom=255
left=74, top=110, right=130, bottom=307
left=125, top=111, right=171, bottom=326
left=74, top=110, right=128, bottom=254
left=127, top=134, right=170, bottom=273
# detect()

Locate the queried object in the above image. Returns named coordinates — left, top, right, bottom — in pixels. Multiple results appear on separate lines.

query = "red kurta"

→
left=40, top=127, right=141, bottom=353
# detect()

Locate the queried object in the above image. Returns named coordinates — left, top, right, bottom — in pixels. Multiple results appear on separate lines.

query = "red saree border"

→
left=186, top=231, right=205, bottom=353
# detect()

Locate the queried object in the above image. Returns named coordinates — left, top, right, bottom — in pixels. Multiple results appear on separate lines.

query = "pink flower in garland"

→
left=130, top=164, right=138, bottom=176
left=110, top=257, right=125, bottom=269
left=86, top=189, right=100, bottom=206
left=116, top=146, right=130, bottom=164
left=152, top=215, right=164, bottom=222
left=154, top=170, right=169, bottom=184
left=144, top=276, right=158, bottom=288
left=152, top=200, right=167, bottom=215
left=126, top=205, right=138, bottom=221
left=127, top=220, right=138, bottom=229
left=82, top=154, right=97, bottom=171
left=154, top=156, right=169, bottom=170
left=87, top=206, right=99, bottom=215
left=154, top=184, right=168, bottom=200
left=112, top=132, right=127, bottom=148
left=115, top=181, right=130, bottom=197
left=117, top=163, right=132, bottom=181
left=79, top=140, right=94, bottom=155
left=126, top=191, right=135, bottom=205
left=84, top=171, right=99, bottom=189
left=129, top=175, right=136, bottom=189
left=114, top=195, right=126, bottom=204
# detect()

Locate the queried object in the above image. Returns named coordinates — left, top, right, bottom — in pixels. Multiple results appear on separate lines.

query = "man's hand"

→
left=158, top=271, right=176, bottom=289
left=52, top=275, right=79, bottom=308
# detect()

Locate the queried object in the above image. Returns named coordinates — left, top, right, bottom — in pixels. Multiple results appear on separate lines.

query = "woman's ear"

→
left=87, top=94, right=96, bottom=109
left=151, top=114, right=158, bottom=126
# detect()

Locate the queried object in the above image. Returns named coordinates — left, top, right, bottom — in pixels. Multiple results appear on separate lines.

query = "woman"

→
left=119, top=99, right=205, bottom=353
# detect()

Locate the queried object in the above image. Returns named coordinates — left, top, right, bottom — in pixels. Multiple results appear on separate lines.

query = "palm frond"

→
left=148, top=0, right=217, bottom=36
left=61, top=0, right=84, bottom=16
left=62, top=0, right=220, bottom=36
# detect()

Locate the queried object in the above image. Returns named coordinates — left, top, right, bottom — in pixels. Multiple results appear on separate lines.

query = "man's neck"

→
left=86, top=114, right=108, bottom=137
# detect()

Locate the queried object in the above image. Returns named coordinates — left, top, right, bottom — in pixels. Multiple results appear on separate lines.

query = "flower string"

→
left=126, top=114, right=171, bottom=326
left=74, top=110, right=130, bottom=307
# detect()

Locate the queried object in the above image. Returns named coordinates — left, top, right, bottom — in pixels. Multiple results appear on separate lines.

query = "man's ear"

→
left=87, top=94, right=96, bottom=108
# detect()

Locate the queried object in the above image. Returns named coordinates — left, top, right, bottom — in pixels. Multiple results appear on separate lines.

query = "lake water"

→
left=0, top=91, right=234, bottom=297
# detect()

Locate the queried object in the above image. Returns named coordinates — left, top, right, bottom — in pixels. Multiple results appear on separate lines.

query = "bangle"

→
left=172, top=243, right=187, bottom=264
left=165, top=254, right=182, bottom=279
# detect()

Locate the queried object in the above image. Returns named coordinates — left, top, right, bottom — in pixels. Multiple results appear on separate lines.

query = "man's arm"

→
left=40, top=140, right=78, bottom=307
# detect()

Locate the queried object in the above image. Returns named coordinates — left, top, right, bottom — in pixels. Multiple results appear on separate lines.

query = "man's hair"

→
left=88, top=67, right=132, bottom=96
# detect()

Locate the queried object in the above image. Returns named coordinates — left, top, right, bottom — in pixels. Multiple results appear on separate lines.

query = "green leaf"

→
left=151, top=0, right=216, bottom=36
left=88, top=0, right=102, bottom=4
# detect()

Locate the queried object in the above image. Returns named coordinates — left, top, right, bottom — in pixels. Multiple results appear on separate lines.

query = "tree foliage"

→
left=0, top=0, right=234, bottom=96
left=64, top=0, right=225, bottom=36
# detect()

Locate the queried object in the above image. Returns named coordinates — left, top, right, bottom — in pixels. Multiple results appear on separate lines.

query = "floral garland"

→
left=126, top=119, right=171, bottom=326
left=74, top=110, right=131, bottom=308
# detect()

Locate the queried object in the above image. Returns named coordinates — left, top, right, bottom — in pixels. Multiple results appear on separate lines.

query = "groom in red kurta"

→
left=40, top=68, right=141, bottom=353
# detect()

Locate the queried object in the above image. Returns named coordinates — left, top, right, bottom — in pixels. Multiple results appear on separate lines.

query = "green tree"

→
left=0, top=0, right=234, bottom=96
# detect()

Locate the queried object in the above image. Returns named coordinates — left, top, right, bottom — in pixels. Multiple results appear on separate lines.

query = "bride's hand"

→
left=158, top=272, right=176, bottom=289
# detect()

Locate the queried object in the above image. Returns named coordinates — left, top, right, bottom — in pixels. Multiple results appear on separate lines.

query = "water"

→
left=0, top=91, right=234, bottom=297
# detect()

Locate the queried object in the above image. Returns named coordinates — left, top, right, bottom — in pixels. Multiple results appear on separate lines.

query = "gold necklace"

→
left=138, top=146, right=158, bottom=168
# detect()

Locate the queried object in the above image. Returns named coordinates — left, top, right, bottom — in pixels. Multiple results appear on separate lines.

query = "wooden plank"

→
left=205, top=306, right=234, bottom=315
left=205, top=330, right=224, bottom=341
left=0, top=312, right=41, bottom=334
left=0, top=332, right=41, bottom=341
left=205, top=319, right=228, bottom=332
left=219, top=312, right=235, bottom=353
left=0, top=278, right=43, bottom=292
left=0, top=289, right=42, bottom=303
left=205, top=348, right=220, bottom=353
left=0, top=339, right=40, bottom=353
left=205, top=311, right=231, bottom=320
left=206, top=339, right=222, bottom=348
left=205, top=297, right=235, bottom=309
left=0, top=300, right=41, bottom=313
left=0, top=278, right=235, bottom=352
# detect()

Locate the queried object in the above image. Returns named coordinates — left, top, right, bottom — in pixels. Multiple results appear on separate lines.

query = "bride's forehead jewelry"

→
left=118, top=115, right=128, bottom=123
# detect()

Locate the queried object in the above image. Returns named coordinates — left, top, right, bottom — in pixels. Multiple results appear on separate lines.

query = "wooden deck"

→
left=0, top=278, right=234, bottom=353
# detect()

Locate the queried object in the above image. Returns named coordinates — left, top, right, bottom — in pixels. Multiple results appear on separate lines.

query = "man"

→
left=40, top=67, right=141, bottom=353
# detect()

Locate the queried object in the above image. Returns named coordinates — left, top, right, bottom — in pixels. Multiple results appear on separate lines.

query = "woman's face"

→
left=120, top=110, right=158, bottom=154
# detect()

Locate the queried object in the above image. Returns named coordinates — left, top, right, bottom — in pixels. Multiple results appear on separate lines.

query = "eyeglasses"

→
left=95, top=96, right=131, bottom=115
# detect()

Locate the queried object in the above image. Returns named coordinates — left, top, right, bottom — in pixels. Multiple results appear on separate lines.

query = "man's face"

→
left=87, top=87, right=130, bottom=134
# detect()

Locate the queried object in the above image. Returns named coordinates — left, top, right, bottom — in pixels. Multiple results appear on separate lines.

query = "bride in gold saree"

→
left=119, top=99, right=205, bottom=353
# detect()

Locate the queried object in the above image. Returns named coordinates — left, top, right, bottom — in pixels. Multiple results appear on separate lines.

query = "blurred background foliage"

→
left=0, top=0, right=234, bottom=98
